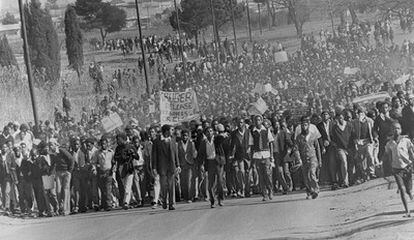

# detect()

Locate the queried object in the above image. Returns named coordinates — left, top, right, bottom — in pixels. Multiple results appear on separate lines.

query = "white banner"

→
left=101, top=112, right=123, bottom=133
left=344, top=67, right=360, bottom=75
left=248, top=97, right=268, bottom=115
left=394, top=74, right=410, bottom=85
left=274, top=51, right=289, bottom=63
left=352, top=92, right=391, bottom=104
left=160, top=88, right=199, bottom=125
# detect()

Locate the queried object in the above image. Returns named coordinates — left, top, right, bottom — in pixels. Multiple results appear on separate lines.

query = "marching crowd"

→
left=2, top=19, right=414, bottom=218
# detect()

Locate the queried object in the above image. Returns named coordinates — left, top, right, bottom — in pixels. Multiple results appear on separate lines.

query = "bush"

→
left=1, top=12, right=19, bottom=25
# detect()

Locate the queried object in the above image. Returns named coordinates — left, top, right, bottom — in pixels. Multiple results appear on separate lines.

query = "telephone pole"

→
left=258, top=3, right=262, bottom=35
left=173, top=0, right=187, bottom=82
left=246, top=0, right=252, bottom=42
left=230, top=0, right=238, bottom=56
left=209, top=0, right=220, bottom=63
left=18, top=0, right=39, bottom=127
left=328, top=0, right=336, bottom=37
left=134, top=0, right=150, bottom=95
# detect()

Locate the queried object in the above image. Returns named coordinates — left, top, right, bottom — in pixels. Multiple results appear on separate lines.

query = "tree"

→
left=274, top=0, right=311, bottom=38
left=24, top=0, right=61, bottom=85
left=65, top=5, right=84, bottom=82
left=0, top=36, right=18, bottom=67
left=169, top=0, right=210, bottom=46
left=1, top=12, right=19, bottom=25
left=74, top=0, right=127, bottom=43
left=45, top=0, right=59, bottom=10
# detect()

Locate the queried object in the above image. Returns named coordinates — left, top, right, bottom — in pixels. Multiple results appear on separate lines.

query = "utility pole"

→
left=173, top=0, right=187, bottom=82
left=328, top=0, right=335, bottom=37
left=246, top=0, right=253, bottom=42
left=209, top=0, right=220, bottom=63
left=258, top=3, right=262, bottom=35
left=18, top=0, right=39, bottom=128
left=146, top=4, right=151, bottom=27
left=230, top=0, right=238, bottom=56
left=135, top=0, right=150, bottom=95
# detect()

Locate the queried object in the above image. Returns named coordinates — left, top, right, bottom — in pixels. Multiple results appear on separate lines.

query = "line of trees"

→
left=0, top=0, right=127, bottom=87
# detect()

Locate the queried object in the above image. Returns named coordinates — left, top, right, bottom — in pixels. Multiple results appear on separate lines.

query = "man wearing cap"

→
left=296, top=116, right=322, bottom=199
left=49, top=138, right=75, bottom=215
left=248, top=115, right=275, bottom=201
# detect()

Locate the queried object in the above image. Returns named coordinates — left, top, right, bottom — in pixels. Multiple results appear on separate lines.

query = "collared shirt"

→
left=323, top=121, right=331, bottom=141
left=161, top=135, right=171, bottom=142
left=182, top=141, right=188, bottom=152
left=249, top=125, right=274, bottom=159
left=92, top=149, right=114, bottom=171
left=206, top=137, right=216, bottom=160
left=385, top=137, right=414, bottom=169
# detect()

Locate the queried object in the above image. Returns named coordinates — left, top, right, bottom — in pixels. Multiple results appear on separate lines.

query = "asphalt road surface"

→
left=1, top=178, right=414, bottom=240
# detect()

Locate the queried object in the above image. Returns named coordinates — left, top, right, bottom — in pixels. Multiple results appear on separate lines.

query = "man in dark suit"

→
left=152, top=125, right=181, bottom=210
left=316, top=111, right=336, bottom=189
left=178, top=129, right=197, bottom=203
left=402, top=94, right=414, bottom=139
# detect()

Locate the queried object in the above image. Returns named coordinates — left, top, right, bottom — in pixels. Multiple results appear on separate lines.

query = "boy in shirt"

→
left=385, top=122, right=414, bottom=217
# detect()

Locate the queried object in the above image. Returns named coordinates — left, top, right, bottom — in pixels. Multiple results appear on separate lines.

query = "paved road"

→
left=1, top=179, right=413, bottom=240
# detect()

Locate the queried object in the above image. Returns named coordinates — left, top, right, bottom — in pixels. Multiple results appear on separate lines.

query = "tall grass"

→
left=0, top=66, right=62, bottom=127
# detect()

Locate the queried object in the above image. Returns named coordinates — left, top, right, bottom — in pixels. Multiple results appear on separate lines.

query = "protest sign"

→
left=394, top=74, right=410, bottom=85
left=274, top=51, right=288, bottom=63
left=287, top=86, right=307, bottom=98
left=160, top=88, right=200, bottom=125
left=101, top=112, right=123, bottom=133
left=248, top=97, right=268, bottom=115
left=352, top=92, right=391, bottom=104
left=251, top=83, right=278, bottom=95
left=344, top=67, right=360, bottom=75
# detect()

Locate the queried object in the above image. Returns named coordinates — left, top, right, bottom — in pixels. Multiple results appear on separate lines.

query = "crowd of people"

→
left=2, top=18, right=414, bottom=218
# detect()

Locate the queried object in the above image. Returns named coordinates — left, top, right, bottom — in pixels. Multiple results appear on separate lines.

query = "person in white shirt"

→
left=384, top=122, right=414, bottom=217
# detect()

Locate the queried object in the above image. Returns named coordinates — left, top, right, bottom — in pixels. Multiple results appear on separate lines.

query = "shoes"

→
left=105, top=207, right=112, bottom=211
left=152, top=204, right=158, bottom=209
left=187, top=200, right=192, bottom=203
left=262, top=197, right=267, bottom=201
left=210, top=204, right=215, bottom=208
left=123, top=204, right=129, bottom=210
left=168, top=206, right=175, bottom=210
left=162, top=203, right=167, bottom=210
left=218, top=200, right=223, bottom=207
left=311, top=192, right=319, bottom=199
left=94, top=206, right=100, bottom=212
left=282, top=191, right=288, bottom=195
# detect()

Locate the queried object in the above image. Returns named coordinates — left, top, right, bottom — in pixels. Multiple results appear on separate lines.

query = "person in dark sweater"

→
left=331, top=112, right=354, bottom=188
left=49, top=139, right=74, bottom=216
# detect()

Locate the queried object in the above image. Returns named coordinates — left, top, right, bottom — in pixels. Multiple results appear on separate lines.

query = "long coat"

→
left=152, top=137, right=179, bottom=176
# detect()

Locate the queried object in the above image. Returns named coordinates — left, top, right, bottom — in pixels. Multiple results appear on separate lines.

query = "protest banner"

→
left=101, top=112, right=123, bottom=133
left=251, top=83, right=278, bottom=95
left=160, top=88, right=200, bottom=125
left=352, top=92, right=391, bottom=104
left=344, top=67, right=360, bottom=75
left=274, top=51, right=288, bottom=63
left=394, top=74, right=410, bottom=85
left=248, top=97, right=268, bottom=115
left=287, top=86, right=307, bottom=98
